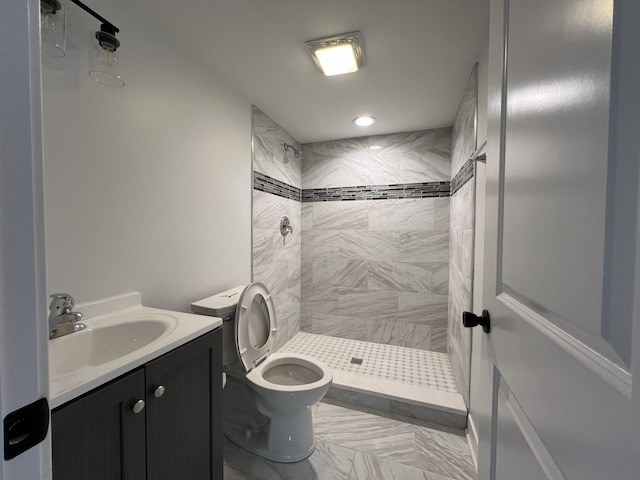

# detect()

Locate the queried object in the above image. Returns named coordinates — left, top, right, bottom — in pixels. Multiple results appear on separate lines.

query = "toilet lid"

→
left=235, top=282, right=277, bottom=372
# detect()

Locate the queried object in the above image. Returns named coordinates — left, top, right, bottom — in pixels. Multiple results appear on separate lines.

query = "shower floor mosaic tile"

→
left=281, top=332, right=458, bottom=393
left=280, top=333, right=467, bottom=429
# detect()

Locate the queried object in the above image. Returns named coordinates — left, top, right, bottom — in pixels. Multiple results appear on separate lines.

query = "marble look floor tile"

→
left=414, top=426, right=475, bottom=480
left=314, top=403, right=415, bottom=464
left=339, top=230, right=400, bottom=262
left=313, top=258, right=368, bottom=289
left=399, top=231, right=449, bottom=263
left=224, top=437, right=355, bottom=480
left=349, top=451, right=457, bottom=480
left=224, top=465, right=265, bottom=480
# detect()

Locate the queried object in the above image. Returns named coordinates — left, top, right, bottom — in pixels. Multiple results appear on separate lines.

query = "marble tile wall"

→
left=301, top=130, right=452, bottom=352
left=252, top=106, right=302, bottom=350
left=448, top=66, right=478, bottom=406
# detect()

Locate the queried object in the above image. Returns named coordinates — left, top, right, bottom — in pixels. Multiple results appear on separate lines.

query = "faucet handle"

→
left=49, top=293, right=75, bottom=314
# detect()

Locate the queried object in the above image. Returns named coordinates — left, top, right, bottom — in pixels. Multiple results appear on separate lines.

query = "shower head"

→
left=284, top=142, right=302, bottom=159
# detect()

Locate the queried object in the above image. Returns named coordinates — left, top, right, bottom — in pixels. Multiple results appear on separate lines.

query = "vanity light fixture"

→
left=353, top=115, right=376, bottom=127
left=305, top=31, right=366, bottom=76
left=40, top=0, right=124, bottom=87
left=41, top=0, right=67, bottom=57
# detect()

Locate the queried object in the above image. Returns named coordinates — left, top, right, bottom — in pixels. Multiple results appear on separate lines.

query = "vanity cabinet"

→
left=51, top=327, right=222, bottom=480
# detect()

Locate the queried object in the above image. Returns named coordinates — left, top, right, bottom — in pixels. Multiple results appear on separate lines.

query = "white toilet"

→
left=191, top=282, right=332, bottom=463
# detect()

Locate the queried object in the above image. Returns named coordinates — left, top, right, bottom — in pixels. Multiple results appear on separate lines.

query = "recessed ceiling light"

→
left=305, top=31, right=366, bottom=77
left=353, top=115, right=376, bottom=127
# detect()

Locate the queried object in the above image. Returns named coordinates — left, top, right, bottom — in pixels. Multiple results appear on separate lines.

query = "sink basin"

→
left=50, top=314, right=177, bottom=377
left=48, top=292, right=222, bottom=409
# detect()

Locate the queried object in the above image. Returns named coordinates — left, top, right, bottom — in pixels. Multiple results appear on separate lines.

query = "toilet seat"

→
left=235, top=282, right=277, bottom=372
left=246, top=352, right=332, bottom=394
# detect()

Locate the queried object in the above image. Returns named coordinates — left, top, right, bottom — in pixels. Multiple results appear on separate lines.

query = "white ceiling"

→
left=138, top=0, right=489, bottom=143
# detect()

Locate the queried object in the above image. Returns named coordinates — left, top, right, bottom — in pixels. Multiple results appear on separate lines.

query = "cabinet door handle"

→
left=154, top=386, right=165, bottom=398
left=132, top=400, right=145, bottom=414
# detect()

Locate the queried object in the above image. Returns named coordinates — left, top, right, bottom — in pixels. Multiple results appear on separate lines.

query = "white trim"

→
left=498, top=293, right=632, bottom=397
left=466, top=413, right=479, bottom=473
left=499, top=381, right=566, bottom=480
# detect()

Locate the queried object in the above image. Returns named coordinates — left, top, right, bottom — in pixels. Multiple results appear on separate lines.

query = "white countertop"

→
left=49, top=292, right=222, bottom=409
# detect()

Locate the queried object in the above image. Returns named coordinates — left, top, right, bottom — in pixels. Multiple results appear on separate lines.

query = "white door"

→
left=477, top=0, right=640, bottom=479
left=0, top=0, right=51, bottom=478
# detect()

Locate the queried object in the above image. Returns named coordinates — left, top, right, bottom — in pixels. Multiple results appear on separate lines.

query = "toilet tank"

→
left=190, top=285, right=245, bottom=366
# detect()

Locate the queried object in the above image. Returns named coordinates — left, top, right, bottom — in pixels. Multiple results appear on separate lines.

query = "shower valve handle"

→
left=462, top=310, right=491, bottom=333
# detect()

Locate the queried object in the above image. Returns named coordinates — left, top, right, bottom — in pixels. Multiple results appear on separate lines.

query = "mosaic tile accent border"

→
left=450, top=158, right=474, bottom=196
left=253, top=171, right=301, bottom=201
left=302, top=182, right=450, bottom=202
left=254, top=171, right=468, bottom=202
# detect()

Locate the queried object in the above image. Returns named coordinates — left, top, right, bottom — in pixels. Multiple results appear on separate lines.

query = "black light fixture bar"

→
left=68, top=0, right=119, bottom=33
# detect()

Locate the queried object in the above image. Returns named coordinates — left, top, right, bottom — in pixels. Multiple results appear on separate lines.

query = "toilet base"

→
left=224, top=423, right=316, bottom=463
left=223, top=375, right=319, bottom=463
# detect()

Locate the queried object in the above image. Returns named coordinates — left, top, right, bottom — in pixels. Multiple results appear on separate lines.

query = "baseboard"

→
left=466, top=413, right=479, bottom=473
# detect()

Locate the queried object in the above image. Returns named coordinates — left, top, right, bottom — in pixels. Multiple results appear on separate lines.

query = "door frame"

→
left=0, top=0, right=50, bottom=478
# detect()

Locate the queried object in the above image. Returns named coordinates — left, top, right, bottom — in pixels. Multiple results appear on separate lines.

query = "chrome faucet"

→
left=49, top=293, right=86, bottom=339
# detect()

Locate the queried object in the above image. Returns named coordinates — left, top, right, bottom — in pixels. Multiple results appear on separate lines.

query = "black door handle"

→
left=462, top=310, right=491, bottom=333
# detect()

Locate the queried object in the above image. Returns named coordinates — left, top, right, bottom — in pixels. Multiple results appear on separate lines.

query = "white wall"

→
left=42, top=2, right=252, bottom=312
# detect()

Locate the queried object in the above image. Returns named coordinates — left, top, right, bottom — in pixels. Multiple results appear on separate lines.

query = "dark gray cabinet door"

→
left=145, top=329, right=222, bottom=480
left=51, top=369, right=146, bottom=480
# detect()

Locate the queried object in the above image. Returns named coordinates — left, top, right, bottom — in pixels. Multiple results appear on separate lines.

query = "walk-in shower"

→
left=251, top=62, right=479, bottom=429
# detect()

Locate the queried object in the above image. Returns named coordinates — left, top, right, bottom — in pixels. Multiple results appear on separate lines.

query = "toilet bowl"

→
left=191, top=283, right=332, bottom=463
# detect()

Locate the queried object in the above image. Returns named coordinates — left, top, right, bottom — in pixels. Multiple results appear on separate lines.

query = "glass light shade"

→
left=314, top=44, right=358, bottom=76
left=40, top=2, right=66, bottom=58
left=89, top=38, right=124, bottom=88
left=353, top=116, right=376, bottom=127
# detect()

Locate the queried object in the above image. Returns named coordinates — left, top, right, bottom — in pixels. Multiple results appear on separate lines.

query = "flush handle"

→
left=132, top=400, right=145, bottom=414
left=154, top=386, right=165, bottom=398
left=462, top=310, right=491, bottom=333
